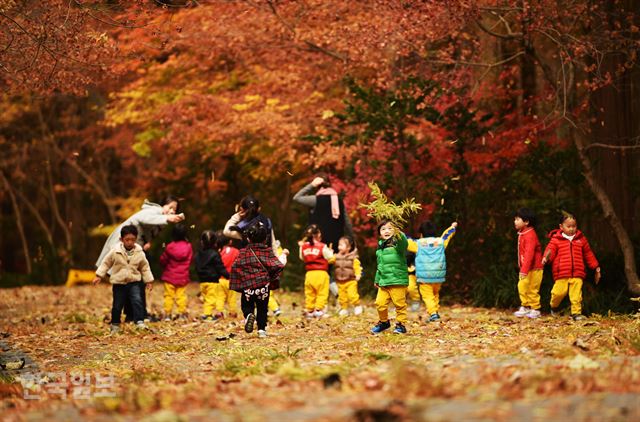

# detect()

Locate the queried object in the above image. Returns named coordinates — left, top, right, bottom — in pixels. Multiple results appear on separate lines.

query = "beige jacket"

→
left=96, top=243, right=154, bottom=285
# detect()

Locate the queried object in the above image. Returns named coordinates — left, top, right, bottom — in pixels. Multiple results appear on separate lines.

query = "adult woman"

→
left=223, top=196, right=277, bottom=254
left=293, top=175, right=352, bottom=253
left=96, top=195, right=185, bottom=320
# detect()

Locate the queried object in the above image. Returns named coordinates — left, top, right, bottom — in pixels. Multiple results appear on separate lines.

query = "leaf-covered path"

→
left=1, top=284, right=639, bottom=421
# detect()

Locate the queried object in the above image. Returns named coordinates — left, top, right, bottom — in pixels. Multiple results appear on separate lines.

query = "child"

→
left=230, top=222, right=285, bottom=338
left=513, top=208, right=544, bottom=319
left=194, top=230, right=229, bottom=321
left=406, top=242, right=421, bottom=312
left=334, top=236, right=363, bottom=316
left=159, top=224, right=193, bottom=320
left=371, top=220, right=410, bottom=334
left=542, top=213, right=601, bottom=321
left=413, top=221, right=457, bottom=322
left=216, top=232, right=240, bottom=319
left=299, top=224, right=335, bottom=318
left=93, top=225, right=154, bottom=333
left=268, top=239, right=287, bottom=316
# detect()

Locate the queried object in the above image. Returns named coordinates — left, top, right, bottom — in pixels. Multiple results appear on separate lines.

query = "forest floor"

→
left=1, top=284, right=639, bottom=422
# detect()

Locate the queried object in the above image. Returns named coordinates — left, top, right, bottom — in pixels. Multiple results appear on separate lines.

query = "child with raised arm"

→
left=159, top=224, right=193, bottom=321
left=414, top=221, right=457, bottom=322
left=513, top=208, right=544, bottom=319
left=371, top=220, right=410, bottom=334
left=93, top=225, right=154, bottom=333
left=299, top=224, right=335, bottom=318
left=230, top=222, right=285, bottom=338
left=194, top=230, right=229, bottom=321
left=334, top=236, right=363, bottom=316
left=542, top=212, right=601, bottom=321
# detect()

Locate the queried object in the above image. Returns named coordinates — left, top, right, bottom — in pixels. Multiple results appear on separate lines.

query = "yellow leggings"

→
left=517, top=269, right=543, bottom=310
left=163, top=283, right=187, bottom=314
left=550, top=277, right=583, bottom=315
left=268, top=291, right=280, bottom=312
left=418, top=283, right=442, bottom=315
left=200, top=282, right=217, bottom=316
left=215, top=278, right=238, bottom=315
left=337, top=280, right=360, bottom=308
left=375, top=285, right=408, bottom=324
left=407, top=274, right=420, bottom=302
left=304, top=270, right=330, bottom=312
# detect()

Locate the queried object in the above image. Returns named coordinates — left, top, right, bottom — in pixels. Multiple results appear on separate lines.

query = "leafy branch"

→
left=359, top=182, right=421, bottom=228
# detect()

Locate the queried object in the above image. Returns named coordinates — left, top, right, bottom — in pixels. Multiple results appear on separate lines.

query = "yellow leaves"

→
left=321, top=109, right=335, bottom=119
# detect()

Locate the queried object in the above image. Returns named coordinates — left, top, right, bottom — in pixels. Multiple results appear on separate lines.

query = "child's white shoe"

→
left=258, top=329, right=267, bottom=338
left=313, top=310, right=325, bottom=318
left=526, top=309, right=541, bottom=319
left=353, top=305, right=363, bottom=315
left=514, top=306, right=530, bottom=317
left=338, top=309, right=349, bottom=317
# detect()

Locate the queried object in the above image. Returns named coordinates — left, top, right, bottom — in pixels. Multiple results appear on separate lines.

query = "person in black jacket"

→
left=194, top=230, right=229, bottom=321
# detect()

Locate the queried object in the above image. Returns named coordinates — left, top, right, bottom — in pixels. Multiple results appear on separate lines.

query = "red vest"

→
left=302, top=241, right=329, bottom=271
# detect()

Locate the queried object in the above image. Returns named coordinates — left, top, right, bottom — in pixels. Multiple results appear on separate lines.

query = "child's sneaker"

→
left=571, top=314, right=586, bottom=321
left=257, top=329, right=267, bottom=338
left=409, top=301, right=421, bottom=312
left=338, top=309, right=349, bottom=317
left=229, top=312, right=238, bottom=319
left=244, top=313, right=255, bottom=333
left=550, top=308, right=560, bottom=317
left=429, top=313, right=441, bottom=322
left=353, top=305, right=363, bottom=315
left=393, top=323, right=407, bottom=334
left=201, top=315, right=215, bottom=322
left=514, top=306, right=530, bottom=317
left=135, top=321, right=149, bottom=330
left=273, top=308, right=282, bottom=317
left=110, top=324, right=120, bottom=334
left=370, top=321, right=391, bottom=334
left=526, top=309, right=541, bottom=319
left=163, top=315, right=172, bottom=322
left=313, top=310, right=325, bottom=318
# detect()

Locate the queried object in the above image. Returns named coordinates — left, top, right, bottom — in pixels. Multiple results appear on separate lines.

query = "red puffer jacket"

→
left=543, top=229, right=599, bottom=280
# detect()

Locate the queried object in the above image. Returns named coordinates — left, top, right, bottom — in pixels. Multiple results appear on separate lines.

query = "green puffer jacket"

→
left=375, top=232, right=409, bottom=287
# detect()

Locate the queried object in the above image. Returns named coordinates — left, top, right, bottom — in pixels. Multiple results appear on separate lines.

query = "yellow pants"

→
left=407, top=274, right=420, bottom=302
left=215, top=278, right=238, bottom=315
left=304, top=270, right=330, bottom=311
left=375, top=285, right=408, bottom=324
left=418, top=283, right=442, bottom=315
left=550, top=277, right=584, bottom=315
left=200, top=282, right=218, bottom=316
left=163, top=283, right=187, bottom=314
left=337, top=280, right=360, bottom=309
left=517, top=269, right=543, bottom=310
left=268, top=291, right=280, bottom=312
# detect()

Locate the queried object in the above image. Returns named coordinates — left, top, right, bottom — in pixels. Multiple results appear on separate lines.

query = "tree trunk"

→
left=571, top=129, right=640, bottom=295
left=1, top=172, right=32, bottom=274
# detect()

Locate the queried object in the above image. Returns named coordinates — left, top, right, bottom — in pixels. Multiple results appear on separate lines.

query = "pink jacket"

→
left=160, top=240, right=193, bottom=287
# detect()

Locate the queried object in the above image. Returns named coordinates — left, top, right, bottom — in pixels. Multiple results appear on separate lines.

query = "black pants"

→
left=241, top=285, right=270, bottom=331
left=123, top=291, right=148, bottom=322
left=112, top=282, right=145, bottom=325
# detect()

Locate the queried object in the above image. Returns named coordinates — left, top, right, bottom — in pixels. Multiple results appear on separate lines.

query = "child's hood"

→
left=547, top=228, right=584, bottom=240
left=114, top=242, right=143, bottom=254
left=166, top=241, right=192, bottom=261
left=141, top=199, right=162, bottom=210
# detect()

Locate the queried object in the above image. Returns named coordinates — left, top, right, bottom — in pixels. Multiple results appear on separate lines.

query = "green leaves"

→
left=359, top=182, right=422, bottom=228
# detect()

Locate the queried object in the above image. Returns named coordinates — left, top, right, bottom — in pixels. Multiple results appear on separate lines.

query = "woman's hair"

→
left=200, top=230, right=218, bottom=250
left=339, top=235, right=355, bottom=252
left=377, top=219, right=393, bottom=235
left=163, top=194, right=180, bottom=210
left=315, top=172, right=332, bottom=188
left=419, top=221, right=437, bottom=238
left=245, top=222, right=268, bottom=244
left=559, top=211, right=576, bottom=225
left=239, top=195, right=260, bottom=221
left=303, top=224, right=322, bottom=245
left=515, top=208, right=537, bottom=228
left=171, top=223, right=188, bottom=241
left=121, top=224, right=138, bottom=238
